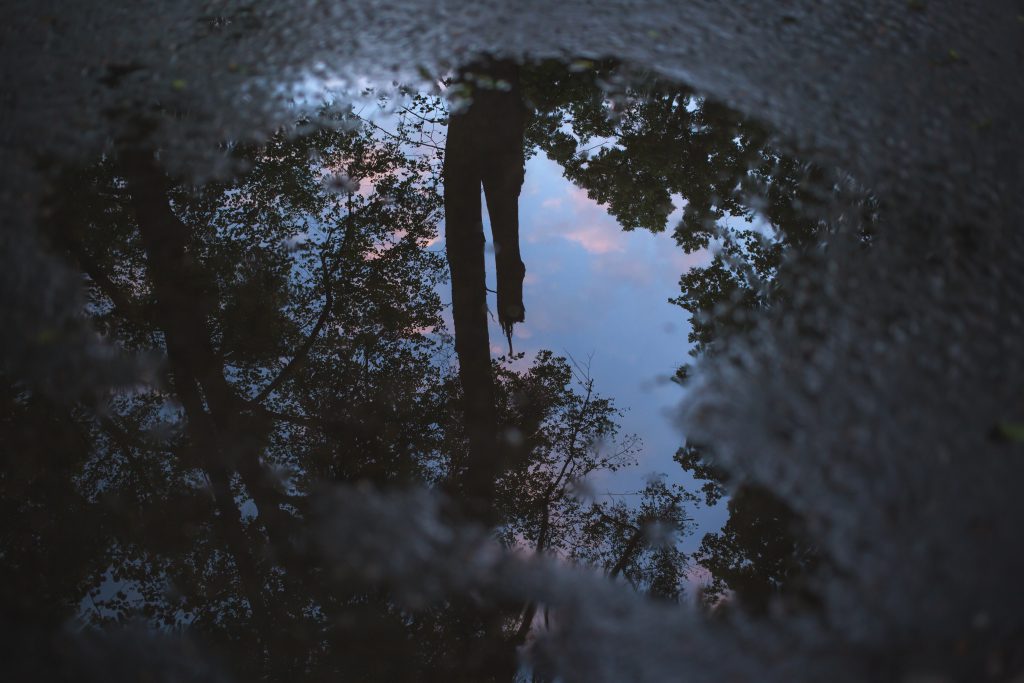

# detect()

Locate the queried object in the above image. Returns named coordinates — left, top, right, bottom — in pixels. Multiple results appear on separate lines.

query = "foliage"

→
left=5, top=90, right=699, bottom=680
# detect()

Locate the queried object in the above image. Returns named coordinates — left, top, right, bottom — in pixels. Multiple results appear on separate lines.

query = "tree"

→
left=521, top=59, right=852, bottom=617
left=30, top=105, right=459, bottom=677
left=18, top=86, right=697, bottom=679
left=443, top=58, right=529, bottom=520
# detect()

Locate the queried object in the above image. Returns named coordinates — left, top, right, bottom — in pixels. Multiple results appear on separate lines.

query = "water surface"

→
left=4, top=39, right=1023, bottom=683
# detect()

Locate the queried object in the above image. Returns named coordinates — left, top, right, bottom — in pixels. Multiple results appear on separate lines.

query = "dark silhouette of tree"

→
left=28, top=108, right=457, bottom=677
left=10, top=54, right=846, bottom=678
left=12, top=84, right=695, bottom=679
left=694, top=485, right=820, bottom=615
left=520, top=59, right=853, bottom=618
left=443, top=58, right=529, bottom=520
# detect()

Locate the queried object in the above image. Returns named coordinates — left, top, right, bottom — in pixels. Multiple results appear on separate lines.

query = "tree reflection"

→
left=521, top=59, right=856, bottom=617
left=33, top=111, right=457, bottom=676
left=7, top=80, right=706, bottom=678
left=443, top=58, right=528, bottom=520
left=1, top=54, right=864, bottom=679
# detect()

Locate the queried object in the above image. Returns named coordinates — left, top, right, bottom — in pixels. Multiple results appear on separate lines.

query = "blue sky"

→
left=441, top=153, right=729, bottom=550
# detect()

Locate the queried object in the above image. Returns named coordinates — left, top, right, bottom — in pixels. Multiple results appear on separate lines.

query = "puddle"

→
left=3, top=36, right=1023, bottom=683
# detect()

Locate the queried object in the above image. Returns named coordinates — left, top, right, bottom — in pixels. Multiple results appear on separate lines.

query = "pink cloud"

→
left=556, top=188, right=627, bottom=254
left=562, top=226, right=625, bottom=254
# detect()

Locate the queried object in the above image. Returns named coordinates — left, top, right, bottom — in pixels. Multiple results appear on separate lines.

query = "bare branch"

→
left=356, top=114, right=445, bottom=151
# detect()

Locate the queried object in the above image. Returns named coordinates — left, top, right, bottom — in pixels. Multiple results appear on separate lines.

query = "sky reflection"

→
left=437, top=152, right=729, bottom=551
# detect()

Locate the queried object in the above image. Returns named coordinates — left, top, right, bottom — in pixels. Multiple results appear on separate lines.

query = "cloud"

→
left=554, top=187, right=627, bottom=254
left=562, top=225, right=626, bottom=254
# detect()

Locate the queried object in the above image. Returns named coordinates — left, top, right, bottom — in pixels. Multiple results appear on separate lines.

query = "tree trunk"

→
left=443, top=58, right=526, bottom=520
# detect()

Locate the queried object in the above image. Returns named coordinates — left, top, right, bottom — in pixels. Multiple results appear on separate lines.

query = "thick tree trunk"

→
left=120, top=149, right=292, bottom=538
left=443, top=59, right=527, bottom=519
left=443, top=59, right=528, bottom=682
left=118, top=150, right=296, bottom=655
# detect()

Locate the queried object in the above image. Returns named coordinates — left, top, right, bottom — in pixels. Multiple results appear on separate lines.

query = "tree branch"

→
left=253, top=249, right=333, bottom=404
left=60, top=233, right=147, bottom=322
left=609, top=526, right=646, bottom=579
left=357, top=114, right=445, bottom=151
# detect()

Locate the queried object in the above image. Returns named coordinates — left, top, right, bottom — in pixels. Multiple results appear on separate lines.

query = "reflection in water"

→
left=7, top=55, right=1008, bottom=682
left=10, top=59, right=814, bottom=680
left=444, top=58, right=528, bottom=520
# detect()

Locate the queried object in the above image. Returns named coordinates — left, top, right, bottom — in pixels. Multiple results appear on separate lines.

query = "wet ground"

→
left=2, top=4, right=1023, bottom=682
